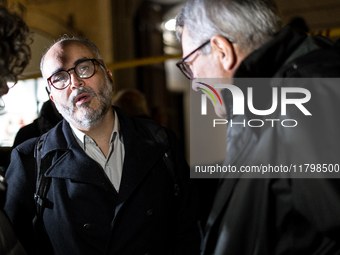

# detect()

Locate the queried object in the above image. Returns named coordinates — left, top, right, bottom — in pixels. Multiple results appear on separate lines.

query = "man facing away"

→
left=4, top=36, right=200, bottom=254
left=176, top=0, right=340, bottom=254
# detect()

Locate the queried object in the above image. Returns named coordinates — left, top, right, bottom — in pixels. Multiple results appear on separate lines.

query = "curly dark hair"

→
left=0, top=5, right=31, bottom=98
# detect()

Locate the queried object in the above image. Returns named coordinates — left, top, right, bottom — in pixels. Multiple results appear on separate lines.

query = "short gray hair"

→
left=40, top=35, right=104, bottom=78
left=176, top=0, right=282, bottom=55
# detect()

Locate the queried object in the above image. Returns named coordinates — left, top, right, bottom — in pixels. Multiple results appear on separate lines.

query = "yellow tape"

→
left=309, top=28, right=340, bottom=38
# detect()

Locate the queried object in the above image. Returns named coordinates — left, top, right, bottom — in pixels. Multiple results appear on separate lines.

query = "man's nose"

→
left=69, top=72, right=84, bottom=90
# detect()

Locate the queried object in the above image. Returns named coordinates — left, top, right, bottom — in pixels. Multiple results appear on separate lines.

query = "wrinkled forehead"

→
left=42, top=41, right=97, bottom=78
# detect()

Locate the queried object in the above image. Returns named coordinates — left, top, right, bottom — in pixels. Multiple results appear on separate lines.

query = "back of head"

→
left=0, top=5, right=30, bottom=98
left=176, top=0, right=281, bottom=55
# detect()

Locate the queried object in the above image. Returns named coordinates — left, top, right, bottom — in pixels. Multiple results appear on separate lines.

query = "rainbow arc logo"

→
left=196, top=82, right=223, bottom=106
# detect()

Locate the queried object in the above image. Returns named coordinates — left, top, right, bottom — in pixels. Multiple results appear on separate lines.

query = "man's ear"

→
left=210, top=35, right=237, bottom=71
left=107, top=69, right=113, bottom=83
left=106, top=69, right=115, bottom=93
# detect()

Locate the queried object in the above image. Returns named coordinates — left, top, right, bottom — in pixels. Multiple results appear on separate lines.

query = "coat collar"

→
left=113, top=107, right=167, bottom=204
left=41, top=107, right=167, bottom=197
left=221, top=26, right=307, bottom=121
left=234, top=26, right=307, bottom=78
left=223, top=26, right=332, bottom=122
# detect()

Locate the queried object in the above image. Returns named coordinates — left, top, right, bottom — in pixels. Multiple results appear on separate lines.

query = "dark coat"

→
left=4, top=107, right=200, bottom=255
left=0, top=210, right=27, bottom=255
left=202, top=26, right=340, bottom=254
left=1, top=174, right=27, bottom=255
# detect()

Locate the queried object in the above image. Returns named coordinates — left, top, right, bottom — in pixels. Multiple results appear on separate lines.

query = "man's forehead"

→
left=46, top=41, right=94, bottom=62
left=43, top=41, right=95, bottom=75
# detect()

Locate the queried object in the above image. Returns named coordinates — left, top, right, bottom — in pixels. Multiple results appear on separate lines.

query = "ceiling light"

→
left=164, top=19, right=176, bottom=31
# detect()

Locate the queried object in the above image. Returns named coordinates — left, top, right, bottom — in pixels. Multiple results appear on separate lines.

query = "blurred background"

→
left=1, top=0, right=340, bottom=167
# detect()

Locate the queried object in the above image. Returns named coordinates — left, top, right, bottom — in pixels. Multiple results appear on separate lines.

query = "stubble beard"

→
left=54, top=77, right=113, bottom=129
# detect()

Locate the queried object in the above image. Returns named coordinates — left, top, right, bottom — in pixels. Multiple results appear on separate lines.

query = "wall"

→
left=7, top=0, right=114, bottom=77
left=276, top=0, right=340, bottom=31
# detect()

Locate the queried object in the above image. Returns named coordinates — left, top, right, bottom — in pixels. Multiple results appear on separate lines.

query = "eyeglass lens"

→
left=50, top=60, right=95, bottom=89
left=180, top=62, right=193, bottom=79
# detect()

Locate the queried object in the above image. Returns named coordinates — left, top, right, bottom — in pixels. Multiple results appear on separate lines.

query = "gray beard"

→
left=54, top=80, right=113, bottom=129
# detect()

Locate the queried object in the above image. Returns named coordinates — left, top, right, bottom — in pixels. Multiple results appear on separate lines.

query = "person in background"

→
left=0, top=3, right=31, bottom=255
left=112, top=88, right=150, bottom=119
left=4, top=35, right=200, bottom=255
left=176, top=0, right=340, bottom=254
left=13, top=99, right=63, bottom=148
left=288, top=17, right=309, bottom=33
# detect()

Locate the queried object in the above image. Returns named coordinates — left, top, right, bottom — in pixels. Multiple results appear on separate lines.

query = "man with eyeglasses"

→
left=4, top=36, right=200, bottom=254
left=176, top=0, right=340, bottom=254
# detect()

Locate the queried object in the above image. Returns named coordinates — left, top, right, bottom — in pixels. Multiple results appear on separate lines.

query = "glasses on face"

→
left=176, top=37, right=235, bottom=79
left=176, top=40, right=210, bottom=80
left=47, top=59, right=105, bottom=90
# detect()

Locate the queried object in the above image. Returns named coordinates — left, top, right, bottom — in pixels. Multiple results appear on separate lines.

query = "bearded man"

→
left=4, top=36, right=200, bottom=255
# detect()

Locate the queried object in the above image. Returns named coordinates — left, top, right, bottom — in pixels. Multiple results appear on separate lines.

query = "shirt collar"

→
left=70, top=110, right=122, bottom=149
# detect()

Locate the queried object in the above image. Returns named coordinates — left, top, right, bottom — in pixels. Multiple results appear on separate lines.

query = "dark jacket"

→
left=1, top=172, right=27, bottom=255
left=202, top=26, right=340, bottom=254
left=4, top=107, right=200, bottom=255
left=0, top=210, right=27, bottom=255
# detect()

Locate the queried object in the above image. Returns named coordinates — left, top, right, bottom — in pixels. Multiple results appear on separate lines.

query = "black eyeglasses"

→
left=176, top=40, right=210, bottom=80
left=47, top=59, right=105, bottom=90
left=176, top=37, right=235, bottom=79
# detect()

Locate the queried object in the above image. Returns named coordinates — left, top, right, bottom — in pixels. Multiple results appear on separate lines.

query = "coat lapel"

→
left=41, top=108, right=167, bottom=203
left=115, top=107, right=167, bottom=204
left=43, top=120, right=116, bottom=192
left=203, top=123, right=257, bottom=247
left=117, top=134, right=166, bottom=203
left=200, top=178, right=239, bottom=253
left=205, top=178, right=239, bottom=231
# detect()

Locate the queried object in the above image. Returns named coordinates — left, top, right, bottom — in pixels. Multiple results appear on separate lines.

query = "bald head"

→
left=40, top=35, right=104, bottom=81
left=42, top=41, right=99, bottom=79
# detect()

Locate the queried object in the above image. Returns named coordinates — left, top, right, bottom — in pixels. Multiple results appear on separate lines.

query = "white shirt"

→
left=70, top=111, right=125, bottom=191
